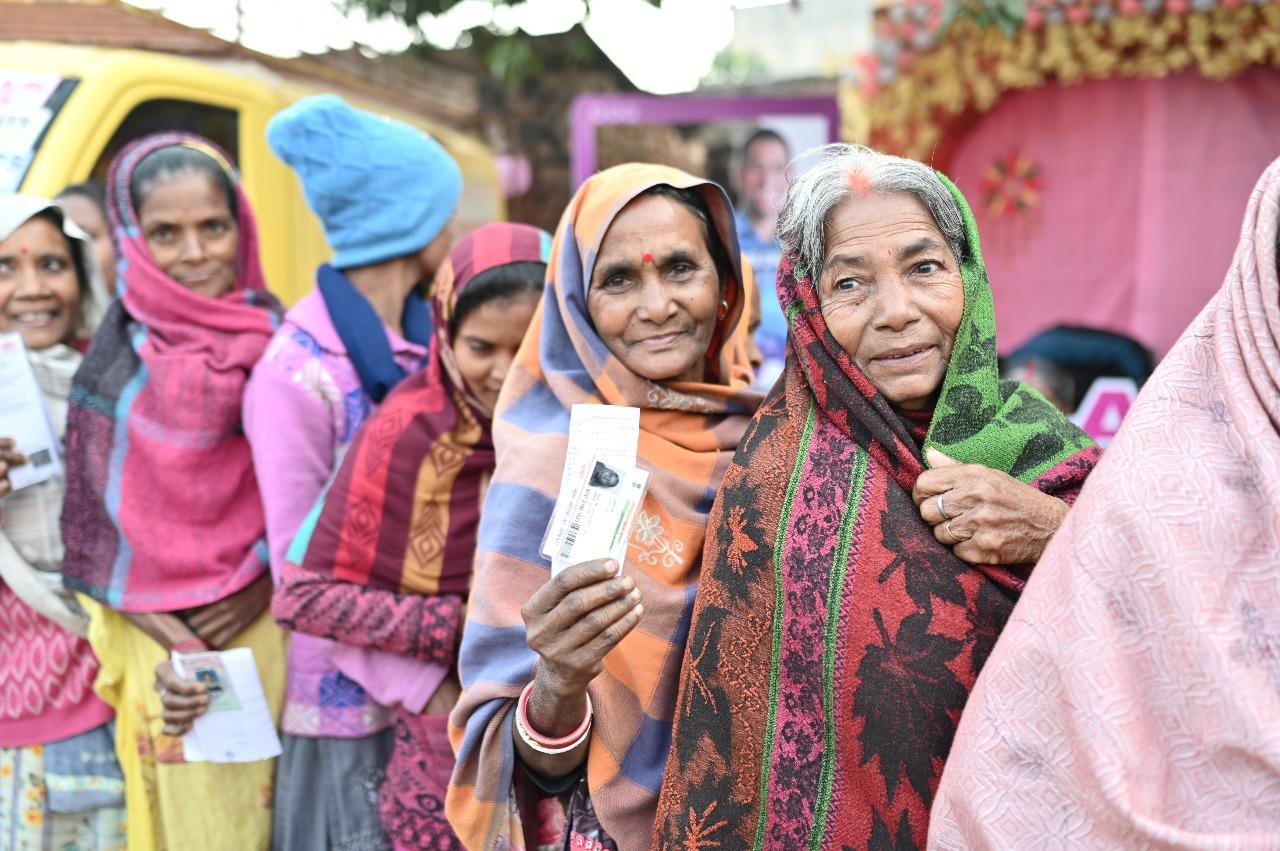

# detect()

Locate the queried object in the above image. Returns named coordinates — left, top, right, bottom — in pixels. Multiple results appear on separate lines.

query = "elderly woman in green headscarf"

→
left=654, top=144, right=1101, bottom=849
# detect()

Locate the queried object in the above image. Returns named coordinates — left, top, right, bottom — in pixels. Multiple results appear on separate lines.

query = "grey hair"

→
left=776, top=143, right=965, bottom=279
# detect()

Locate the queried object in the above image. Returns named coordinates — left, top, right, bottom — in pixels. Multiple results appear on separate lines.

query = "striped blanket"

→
left=445, top=163, right=760, bottom=850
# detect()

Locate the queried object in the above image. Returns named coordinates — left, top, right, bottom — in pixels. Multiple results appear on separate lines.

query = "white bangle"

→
left=515, top=692, right=593, bottom=755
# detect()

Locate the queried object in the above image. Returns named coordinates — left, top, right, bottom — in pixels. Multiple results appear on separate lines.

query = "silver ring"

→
left=158, top=687, right=169, bottom=702
left=936, top=493, right=951, bottom=520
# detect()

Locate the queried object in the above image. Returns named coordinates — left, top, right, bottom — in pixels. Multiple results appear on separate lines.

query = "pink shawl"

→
left=61, top=132, right=281, bottom=612
left=928, top=159, right=1280, bottom=846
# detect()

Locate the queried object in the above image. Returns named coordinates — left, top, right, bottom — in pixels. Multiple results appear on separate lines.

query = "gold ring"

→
left=945, top=520, right=957, bottom=542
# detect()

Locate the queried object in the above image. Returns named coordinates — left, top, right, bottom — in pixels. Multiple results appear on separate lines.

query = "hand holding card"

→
left=171, top=647, right=281, bottom=763
left=521, top=558, right=643, bottom=702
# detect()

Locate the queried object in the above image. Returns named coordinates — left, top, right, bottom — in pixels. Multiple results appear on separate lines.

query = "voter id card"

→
left=542, top=455, right=648, bottom=575
left=177, top=651, right=242, bottom=713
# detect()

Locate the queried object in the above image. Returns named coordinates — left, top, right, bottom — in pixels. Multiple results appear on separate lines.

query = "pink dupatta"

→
left=61, top=132, right=281, bottom=612
left=929, top=157, right=1280, bottom=847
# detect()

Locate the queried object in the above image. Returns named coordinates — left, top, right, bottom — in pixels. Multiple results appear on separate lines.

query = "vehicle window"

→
left=90, top=99, right=239, bottom=180
left=1, top=70, right=77, bottom=192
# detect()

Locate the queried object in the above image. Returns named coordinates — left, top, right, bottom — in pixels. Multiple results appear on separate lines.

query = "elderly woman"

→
left=653, top=144, right=1100, bottom=850
left=446, top=163, right=758, bottom=851
left=927, top=156, right=1280, bottom=849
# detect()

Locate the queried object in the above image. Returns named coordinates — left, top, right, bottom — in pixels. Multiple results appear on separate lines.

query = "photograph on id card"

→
left=549, top=455, right=649, bottom=575
left=180, top=652, right=242, bottom=712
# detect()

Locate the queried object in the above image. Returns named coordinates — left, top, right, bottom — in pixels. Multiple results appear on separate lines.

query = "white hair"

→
left=776, top=143, right=965, bottom=279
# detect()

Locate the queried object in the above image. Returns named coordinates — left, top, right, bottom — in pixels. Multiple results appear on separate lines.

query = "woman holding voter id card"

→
left=0, top=195, right=123, bottom=850
left=60, top=133, right=285, bottom=851
left=446, top=163, right=760, bottom=851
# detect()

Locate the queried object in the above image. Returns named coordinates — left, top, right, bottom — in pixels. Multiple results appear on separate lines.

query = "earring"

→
left=717, top=299, right=729, bottom=319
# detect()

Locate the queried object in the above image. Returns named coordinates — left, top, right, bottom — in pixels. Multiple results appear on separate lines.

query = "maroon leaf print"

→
left=854, top=610, right=967, bottom=806
left=877, top=488, right=967, bottom=609
left=866, top=809, right=916, bottom=851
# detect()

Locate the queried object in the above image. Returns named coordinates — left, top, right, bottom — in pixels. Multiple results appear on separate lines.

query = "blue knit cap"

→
left=267, top=94, right=463, bottom=269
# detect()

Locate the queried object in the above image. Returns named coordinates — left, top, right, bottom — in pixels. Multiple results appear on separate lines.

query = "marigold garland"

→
left=843, top=2, right=1280, bottom=159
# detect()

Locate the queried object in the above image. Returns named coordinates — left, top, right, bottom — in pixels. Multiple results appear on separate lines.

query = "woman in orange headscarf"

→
left=446, top=164, right=759, bottom=850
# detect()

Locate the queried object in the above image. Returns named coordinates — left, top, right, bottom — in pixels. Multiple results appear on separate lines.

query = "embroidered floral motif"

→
left=294, top=357, right=343, bottom=409
left=633, top=512, right=663, bottom=546
left=629, top=510, right=686, bottom=569
left=645, top=384, right=709, bottom=412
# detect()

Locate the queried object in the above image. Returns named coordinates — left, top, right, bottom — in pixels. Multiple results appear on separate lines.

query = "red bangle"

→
left=517, top=680, right=592, bottom=749
left=172, top=638, right=209, bottom=654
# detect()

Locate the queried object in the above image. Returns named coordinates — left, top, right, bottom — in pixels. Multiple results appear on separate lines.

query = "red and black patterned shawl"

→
left=291, top=224, right=551, bottom=597
left=653, top=174, right=1100, bottom=850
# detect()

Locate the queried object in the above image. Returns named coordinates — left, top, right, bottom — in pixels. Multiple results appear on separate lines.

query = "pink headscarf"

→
left=928, top=159, right=1280, bottom=846
left=61, top=132, right=281, bottom=612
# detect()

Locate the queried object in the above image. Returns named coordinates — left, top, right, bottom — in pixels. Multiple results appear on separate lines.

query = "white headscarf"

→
left=0, top=193, right=111, bottom=340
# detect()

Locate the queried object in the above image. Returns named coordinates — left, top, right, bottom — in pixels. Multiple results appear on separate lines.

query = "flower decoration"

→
left=981, top=152, right=1043, bottom=218
left=843, top=0, right=1280, bottom=158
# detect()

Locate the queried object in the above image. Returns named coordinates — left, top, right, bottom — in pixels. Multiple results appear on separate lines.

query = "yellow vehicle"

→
left=2, top=42, right=504, bottom=303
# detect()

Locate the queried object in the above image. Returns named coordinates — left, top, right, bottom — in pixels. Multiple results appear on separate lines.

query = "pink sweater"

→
left=0, top=582, right=112, bottom=747
left=243, top=291, right=426, bottom=738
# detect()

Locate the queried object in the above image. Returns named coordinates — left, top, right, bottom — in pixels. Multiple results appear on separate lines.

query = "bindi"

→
left=18, top=246, right=29, bottom=255
left=642, top=252, right=654, bottom=265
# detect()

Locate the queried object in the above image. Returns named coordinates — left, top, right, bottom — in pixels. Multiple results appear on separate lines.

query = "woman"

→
left=207, top=94, right=456, bottom=851
left=270, top=221, right=549, bottom=850
left=59, top=133, right=285, bottom=851
left=0, top=195, right=122, bottom=850
left=928, top=160, right=1280, bottom=849
left=57, top=181, right=117, bottom=296
left=445, top=163, right=759, bottom=851
left=652, top=144, right=1101, bottom=850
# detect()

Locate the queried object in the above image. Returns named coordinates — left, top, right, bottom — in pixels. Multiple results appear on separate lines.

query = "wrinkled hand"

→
left=913, top=448, right=1068, bottom=565
left=522, top=559, right=642, bottom=703
left=154, top=658, right=209, bottom=737
left=0, top=438, right=27, bottom=498
left=185, top=573, right=273, bottom=649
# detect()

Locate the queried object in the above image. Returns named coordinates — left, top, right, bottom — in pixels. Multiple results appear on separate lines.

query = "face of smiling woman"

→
left=586, top=192, right=723, bottom=384
left=137, top=172, right=239, bottom=298
left=0, top=215, right=81, bottom=350
left=818, top=191, right=964, bottom=411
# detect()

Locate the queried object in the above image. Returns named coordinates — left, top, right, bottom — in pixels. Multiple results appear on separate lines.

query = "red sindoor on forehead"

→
left=848, top=171, right=872, bottom=196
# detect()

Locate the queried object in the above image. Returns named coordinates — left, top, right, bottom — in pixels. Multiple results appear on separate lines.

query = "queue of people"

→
left=1, top=93, right=1278, bottom=851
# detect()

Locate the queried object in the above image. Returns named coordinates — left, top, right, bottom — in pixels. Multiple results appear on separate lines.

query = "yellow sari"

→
left=83, top=602, right=285, bottom=851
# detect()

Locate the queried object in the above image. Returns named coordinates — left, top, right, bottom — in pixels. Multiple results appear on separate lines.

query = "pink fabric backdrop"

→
left=949, top=67, right=1280, bottom=355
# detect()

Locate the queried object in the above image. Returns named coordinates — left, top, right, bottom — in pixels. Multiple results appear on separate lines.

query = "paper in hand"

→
left=541, top=404, right=645, bottom=575
left=173, top=647, right=280, bottom=763
left=0, top=333, right=62, bottom=491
